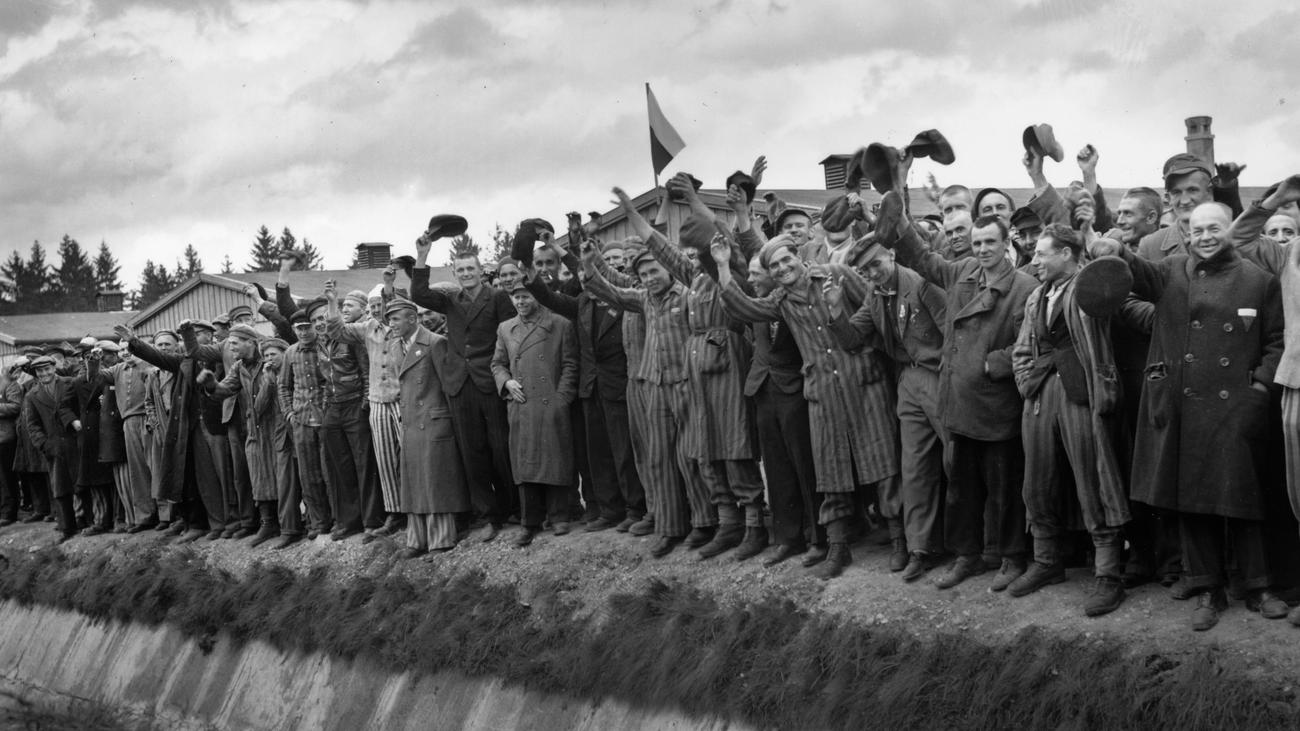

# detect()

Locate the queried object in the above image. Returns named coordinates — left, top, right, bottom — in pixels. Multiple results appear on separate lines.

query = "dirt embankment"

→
left=0, top=521, right=1297, bottom=730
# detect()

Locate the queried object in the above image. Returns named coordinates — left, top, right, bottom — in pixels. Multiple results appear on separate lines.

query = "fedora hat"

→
left=1022, top=123, right=1064, bottom=163
left=426, top=214, right=469, bottom=240
left=1074, top=254, right=1133, bottom=318
left=904, top=129, right=955, bottom=165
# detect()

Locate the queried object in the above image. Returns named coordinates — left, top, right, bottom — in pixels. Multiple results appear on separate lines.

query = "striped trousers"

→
left=112, top=462, right=136, bottom=527
left=406, top=512, right=456, bottom=551
left=626, top=380, right=655, bottom=515
left=1284, top=387, right=1300, bottom=530
left=1021, top=375, right=1129, bottom=540
left=643, top=381, right=716, bottom=537
left=369, top=401, right=402, bottom=514
left=121, top=417, right=155, bottom=524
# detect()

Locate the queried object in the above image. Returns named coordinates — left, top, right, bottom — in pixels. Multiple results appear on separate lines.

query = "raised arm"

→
left=524, top=269, right=579, bottom=320
left=275, top=255, right=300, bottom=319
left=894, top=220, right=960, bottom=289
left=118, top=326, right=182, bottom=373
left=583, top=266, right=645, bottom=314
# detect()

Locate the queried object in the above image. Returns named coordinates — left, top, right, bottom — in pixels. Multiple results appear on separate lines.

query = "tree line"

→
left=0, top=227, right=326, bottom=314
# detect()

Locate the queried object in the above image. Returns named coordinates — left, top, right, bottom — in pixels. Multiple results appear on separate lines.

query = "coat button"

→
left=1223, top=323, right=1233, bottom=332
left=1197, top=270, right=1206, bottom=278
left=1183, top=387, right=1193, bottom=397
left=1190, top=320, right=1201, bottom=329
left=542, top=398, right=549, bottom=405
left=1218, top=390, right=1229, bottom=400
left=1183, top=353, right=1194, bottom=363
left=1219, top=357, right=1230, bottom=367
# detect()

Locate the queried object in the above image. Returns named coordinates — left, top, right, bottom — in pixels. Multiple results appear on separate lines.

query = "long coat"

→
left=23, top=379, right=77, bottom=497
left=895, top=225, right=1038, bottom=442
left=525, top=276, right=629, bottom=402
left=398, top=327, right=470, bottom=514
left=13, top=380, right=47, bottom=474
left=129, top=337, right=217, bottom=504
left=211, top=358, right=282, bottom=502
left=491, top=310, right=579, bottom=486
left=94, top=371, right=127, bottom=464
left=66, top=375, right=115, bottom=486
left=1125, top=247, right=1284, bottom=519
left=0, top=379, right=24, bottom=446
left=409, top=269, right=517, bottom=397
left=720, top=266, right=899, bottom=493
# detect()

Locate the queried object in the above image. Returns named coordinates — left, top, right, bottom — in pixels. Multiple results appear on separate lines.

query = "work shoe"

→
left=1246, top=590, right=1290, bottom=619
left=515, top=528, right=539, bottom=547
left=127, top=522, right=153, bottom=534
left=393, top=546, right=427, bottom=560
left=801, top=544, right=829, bottom=568
left=81, top=525, right=106, bottom=537
left=22, top=513, right=47, bottom=524
left=698, top=525, right=745, bottom=559
left=763, top=543, right=806, bottom=568
left=270, top=534, right=302, bottom=550
left=1169, top=578, right=1196, bottom=601
left=480, top=524, right=500, bottom=543
left=901, top=552, right=938, bottom=583
left=221, top=526, right=239, bottom=539
left=684, top=526, right=716, bottom=549
left=615, top=517, right=637, bottom=532
left=176, top=528, right=205, bottom=544
left=1084, top=577, right=1126, bottom=617
left=248, top=524, right=280, bottom=549
left=552, top=522, right=571, bottom=537
left=1287, top=604, right=1300, bottom=627
left=153, top=520, right=171, bottom=532
left=232, top=527, right=254, bottom=540
left=1191, top=589, right=1229, bottom=631
left=628, top=517, right=655, bottom=536
left=1008, top=562, right=1067, bottom=598
left=889, top=538, right=908, bottom=572
left=935, top=555, right=987, bottom=590
left=812, top=543, right=853, bottom=580
left=306, top=530, right=320, bottom=541
left=732, top=527, right=769, bottom=562
left=0, top=519, right=14, bottom=528
left=166, top=521, right=188, bottom=536
left=584, top=517, right=618, bottom=533
left=649, top=535, right=682, bottom=558
left=204, top=529, right=224, bottom=541
left=331, top=527, right=361, bottom=542
left=990, top=558, right=1027, bottom=593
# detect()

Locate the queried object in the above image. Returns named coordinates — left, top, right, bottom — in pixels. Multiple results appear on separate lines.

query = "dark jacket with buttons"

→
left=1124, top=246, right=1283, bottom=519
left=409, top=268, right=517, bottom=397
left=397, top=326, right=469, bottom=514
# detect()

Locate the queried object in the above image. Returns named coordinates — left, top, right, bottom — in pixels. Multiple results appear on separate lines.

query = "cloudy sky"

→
left=1, top=0, right=1295, bottom=289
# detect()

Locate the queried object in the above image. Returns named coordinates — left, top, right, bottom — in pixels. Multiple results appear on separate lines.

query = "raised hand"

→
left=323, top=278, right=338, bottom=302
left=113, top=325, right=134, bottom=342
left=822, top=275, right=845, bottom=316
left=1215, top=162, right=1246, bottom=187
left=1077, top=144, right=1099, bottom=176
left=726, top=184, right=748, bottom=215
left=709, top=234, right=731, bottom=265
left=751, top=155, right=767, bottom=187
left=176, top=319, right=194, bottom=332
left=1088, top=237, right=1123, bottom=260
left=196, top=369, right=217, bottom=389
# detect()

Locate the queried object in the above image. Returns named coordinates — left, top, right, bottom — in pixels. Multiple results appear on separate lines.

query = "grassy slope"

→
left=0, top=545, right=1294, bottom=731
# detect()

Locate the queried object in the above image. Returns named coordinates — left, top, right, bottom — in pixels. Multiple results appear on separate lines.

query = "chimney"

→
left=96, top=290, right=124, bottom=312
left=819, top=154, right=853, bottom=190
left=1185, top=116, right=1215, bottom=167
left=354, top=242, right=392, bottom=269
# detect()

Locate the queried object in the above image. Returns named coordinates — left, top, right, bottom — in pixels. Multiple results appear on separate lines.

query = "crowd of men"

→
left=2, top=126, right=1300, bottom=635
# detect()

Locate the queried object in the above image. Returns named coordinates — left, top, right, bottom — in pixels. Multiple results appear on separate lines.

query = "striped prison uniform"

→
left=718, top=266, right=900, bottom=531
left=585, top=270, right=715, bottom=537
left=328, top=314, right=404, bottom=514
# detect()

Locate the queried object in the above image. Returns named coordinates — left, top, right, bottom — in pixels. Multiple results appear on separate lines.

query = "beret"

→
left=153, top=329, right=180, bottom=343
left=344, top=290, right=368, bottom=309
left=227, top=324, right=261, bottom=342
left=1075, top=254, right=1133, bottom=318
left=261, top=337, right=289, bottom=353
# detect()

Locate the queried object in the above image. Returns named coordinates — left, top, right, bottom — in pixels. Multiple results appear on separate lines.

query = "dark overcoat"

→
left=66, top=375, right=115, bottom=486
left=14, top=380, right=48, bottom=474
left=129, top=338, right=216, bottom=504
left=23, top=379, right=77, bottom=497
left=210, top=358, right=282, bottom=501
left=491, top=310, right=579, bottom=486
left=1125, top=247, right=1284, bottom=519
left=398, top=327, right=470, bottom=514
left=409, top=269, right=517, bottom=397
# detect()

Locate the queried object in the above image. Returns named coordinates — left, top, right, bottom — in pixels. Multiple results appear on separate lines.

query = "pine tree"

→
left=51, top=235, right=98, bottom=312
left=136, top=261, right=177, bottom=309
left=246, top=225, right=281, bottom=272
left=0, top=250, right=28, bottom=313
left=220, top=255, right=234, bottom=274
left=93, top=241, right=123, bottom=292
left=7, top=241, right=54, bottom=314
left=299, top=238, right=324, bottom=270
left=489, top=224, right=514, bottom=262
left=176, top=244, right=203, bottom=279
left=447, top=233, right=481, bottom=266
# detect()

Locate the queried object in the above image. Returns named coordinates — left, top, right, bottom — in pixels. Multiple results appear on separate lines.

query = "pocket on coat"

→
left=697, top=331, right=731, bottom=374
left=1143, top=362, right=1170, bottom=429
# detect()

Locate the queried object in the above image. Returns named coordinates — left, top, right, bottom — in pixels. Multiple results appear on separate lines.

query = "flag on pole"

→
left=646, top=83, right=686, bottom=177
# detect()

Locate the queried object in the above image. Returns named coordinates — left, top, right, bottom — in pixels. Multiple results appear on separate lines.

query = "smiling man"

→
left=1093, top=201, right=1287, bottom=631
left=410, top=241, right=518, bottom=541
left=1137, top=153, right=1213, bottom=261
left=1010, top=225, right=1129, bottom=616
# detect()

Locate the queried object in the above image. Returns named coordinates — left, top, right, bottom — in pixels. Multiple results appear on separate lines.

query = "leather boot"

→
left=248, top=503, right=280, bottom=548
left=698, top=524, right=744, bottom=559
left=1084, top=577, right=1125, bottom=617
left=801, top=544, right=829, bottom=568
left=732, top=526, right=769, bottom=561
left=684, top=525, right=715, bottom=549
left=812, top=542, right=852, bottom=580
left=934, top=555, right=986, bottom=590
left=889, top=537, right=908, bottom=572
left=1008, top=537, right=1066, bottom=597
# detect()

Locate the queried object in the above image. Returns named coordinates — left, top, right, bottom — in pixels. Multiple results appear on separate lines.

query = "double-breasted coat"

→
left=1123, top=247, right=1284, bottom=520
left=491, top=309, right=579, bottom=486
left=398, top=327, right=470, bottom=514
left=409, top=268, right=517, bottom=397
left=66, top=374, right=115, bottom=487
left=895, top=225, right=1039, bottom=442
left=720, top=265, right=899, bottom=493
left=23, top=379, right=77, bottom=497
left=12, top=379, right=47, bottom=474
left=209, top=357, right=282, bottom=501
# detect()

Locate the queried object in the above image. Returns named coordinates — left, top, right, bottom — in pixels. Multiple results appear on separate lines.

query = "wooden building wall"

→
left=130, top=283, right=253, bottom=335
